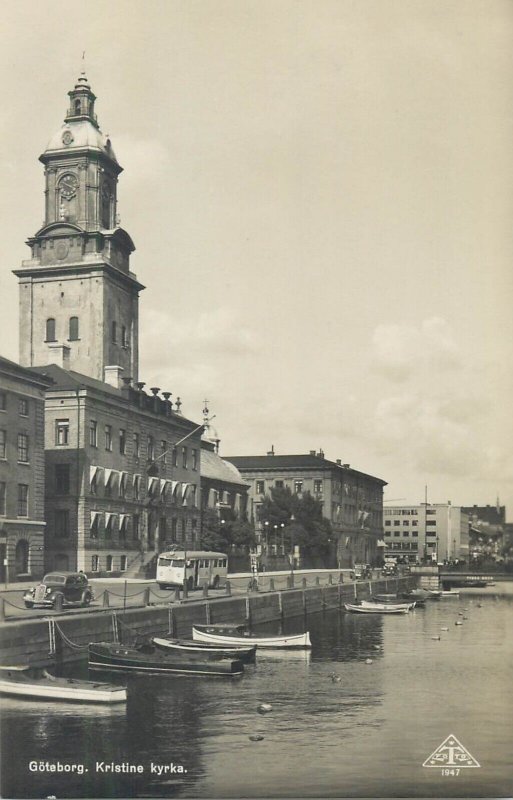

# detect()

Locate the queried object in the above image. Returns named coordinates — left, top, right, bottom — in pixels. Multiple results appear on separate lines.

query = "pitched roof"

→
left=0, top=355, right=54, bottom=388
left=225, top=454, right=387, bottom=485
left=201, top=448, right=249, bottom=488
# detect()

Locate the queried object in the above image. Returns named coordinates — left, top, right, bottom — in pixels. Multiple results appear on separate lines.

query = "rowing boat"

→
left=152, top=636, right=257, bottom=663
left=359, top=600, right=415, bottom=611
left=192, top=624, right=312, bottom=649
left=344, top=603, right=410, bottom=615
left=88, top=642, right=244, bottom=676
left=0, top=665, right=127, bottom=703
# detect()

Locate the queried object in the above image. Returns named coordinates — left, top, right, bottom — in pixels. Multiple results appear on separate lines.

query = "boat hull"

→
left=152, top=637, right=256, bottom=663
left=193, top=626, right=311, bottom=649
left=0, top=669, right=126, bottom=704
left=360, top=600, right=414, bottom=611
left=88, top=643, right=244, bottom=676
left=344, top=603, right=409, bottom=614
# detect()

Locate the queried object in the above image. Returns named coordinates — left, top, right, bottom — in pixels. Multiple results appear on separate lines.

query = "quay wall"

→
left=0, top=577, right=414, bottom=668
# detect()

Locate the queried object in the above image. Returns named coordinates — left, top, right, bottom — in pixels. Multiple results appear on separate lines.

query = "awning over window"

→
left=377, top=539, right=386, bottom=547
left=90, top=511, right=102, bottom=529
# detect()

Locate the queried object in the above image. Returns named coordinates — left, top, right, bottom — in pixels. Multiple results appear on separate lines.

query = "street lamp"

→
left=288, top=514, right=295, bottom=582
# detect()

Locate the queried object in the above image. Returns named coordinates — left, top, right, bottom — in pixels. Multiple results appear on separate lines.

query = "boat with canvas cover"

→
left=88, top=642, right=244, bottom=677
left=0, top=665, right=127, bottom=703
left=193, top=624, right=312, bottom=649
left=152, top=636, right=257, bottom=663
left=344, top=602, right=410, bottom=615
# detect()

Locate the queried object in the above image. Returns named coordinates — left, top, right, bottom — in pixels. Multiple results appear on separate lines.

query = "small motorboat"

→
left=0, top=665, right=127, bottom=704
left=344, top=603, right=410, bottom=615
left=152, top=636, right=257, bottom=663
left=193, top=624, right=312, bottom=649
left=88, top=642, right=244, bottom=677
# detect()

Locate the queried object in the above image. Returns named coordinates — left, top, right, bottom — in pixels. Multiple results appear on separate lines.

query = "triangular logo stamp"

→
left=423, top=734, right=480, bottom=768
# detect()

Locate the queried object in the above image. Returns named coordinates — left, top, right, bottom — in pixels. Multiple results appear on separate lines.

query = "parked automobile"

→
left=23, top=572, right=94, bottom=609
left=350, top=563, right=373, bottom=580
left=381, top=563, right=398, bottom=577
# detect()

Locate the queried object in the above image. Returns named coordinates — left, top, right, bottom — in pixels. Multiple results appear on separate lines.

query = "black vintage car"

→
left=23, top=571, right=94, bottom=609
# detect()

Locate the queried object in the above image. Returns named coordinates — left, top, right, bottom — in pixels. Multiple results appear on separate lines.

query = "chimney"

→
left=266, top=445, right=275, bottom=456
left=342, top=464, right=350, bottom=468
left=336, top=459, right=342, bottom=466
left=47, top=344, right=71, bottom=370
left=318, top=449, right=324, bottom=458
left=309, top=450, right=316, bottom=456
left=104, top=365, right=124, bottom=389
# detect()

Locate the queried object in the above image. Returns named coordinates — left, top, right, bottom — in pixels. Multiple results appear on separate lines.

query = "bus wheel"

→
left=187, top=576, right=194, bottom=591
left=212, top=575, right=220, bottom=589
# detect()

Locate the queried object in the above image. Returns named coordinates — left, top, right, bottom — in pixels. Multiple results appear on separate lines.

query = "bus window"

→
left=158, top=557, right=172, bottom=567
left=171, top=558, right=185, bottom=567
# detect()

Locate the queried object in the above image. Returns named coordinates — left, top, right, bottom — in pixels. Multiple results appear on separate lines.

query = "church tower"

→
left=14, top=72, right=144, bottom=383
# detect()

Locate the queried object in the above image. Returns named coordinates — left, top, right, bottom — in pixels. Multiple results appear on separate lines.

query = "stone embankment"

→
left=0, top=576, right=414, bottom=668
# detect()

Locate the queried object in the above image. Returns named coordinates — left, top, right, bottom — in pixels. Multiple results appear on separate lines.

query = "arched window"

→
left=111, top=321, right=117, bottom=343
left=74, top=99, right=81, bottom=115
left=69, top=316, right=79, bottom=341
left=46, top=318, right=56, bottom=342
left=15, top=540, right=29, bottom=575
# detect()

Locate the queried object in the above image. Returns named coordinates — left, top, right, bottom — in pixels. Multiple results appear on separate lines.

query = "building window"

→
left=105, top=515, right=115, bottom=539
left=55, top=464, right=70, bottom=495
left=393, top=520, right=400, bottom=527
left=90, top=468, right=99, bottom=495
left=403, top=520, right=409, bottom=526
left=190, top=485, right=197, bottom=507
left=46, top=318, right=56, bottom=342
left=133, top=514, right=140, bottom=540
left=182, top=446, right=188, bottom=469
left=0, top=393, right=6, bottom=411
left=133, top=432, right=140, bottom=458
left=314, top=480, right=323, bottom=494
left=69, top=316, right=79, bottom=340
left=55, top=509, right=70, bottom=538
left=192, top=449, right=198, bottom=471
left=412, top=531, right=418, bottom=537
left=17, top=484, right=29, bottom=517
left=275, top=480, right=284, bottom=488
left=256, top=480, right=265, bottom=495
left=119, top=473, right=127, bottom=498
left=91, top=555, right=99, bottom=572
left=90, top=512, right=100, bottom=539
left=0, top=430, right=5, bottom=459
left=133, top=474, right=141, bottom=500
left=160, top=440, right=167, bottom=465
left=294, top=480, right=303, bottom=494
left=89, top=419, right=97, bottom=447
left=384, top=520, right=391, bottom=526
left=147, top=435, right=155, bottom=462
left=56, top=419, right=69, bottom=446
left=119, top=429, right=126, bottom=455
left=393, top=531, right=400, bottom=538
left=0, top=482, right=5, bottom=515
left=19, top=398, right=29, bottom=416
left=17, top=433, right=29, bottom=463
left=105, top=425, right=112, bottom=451
left=121, top=326, right=128, bottom=348
left=412, top=520, right=418, bottom=526
left=111, top=321, right=117, bottom=343
left=106, top=555, right=113, bottom=572
left=120, top=555, right=127, bottom=571
left=172, top=447, right=177, bottom=467
left=171, top=517, right=178, bottom=540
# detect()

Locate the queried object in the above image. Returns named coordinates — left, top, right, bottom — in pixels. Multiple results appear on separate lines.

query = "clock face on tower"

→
left=59, top=173, right=78, bottom=200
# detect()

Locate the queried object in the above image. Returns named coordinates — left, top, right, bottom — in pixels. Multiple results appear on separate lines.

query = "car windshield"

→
left=42, top=574, right=67, bottom=585
left=171, top=559, right=185, bottom=567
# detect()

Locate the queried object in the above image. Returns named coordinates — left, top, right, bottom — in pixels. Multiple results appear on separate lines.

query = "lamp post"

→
left=288, top=514, right=295, bottom=583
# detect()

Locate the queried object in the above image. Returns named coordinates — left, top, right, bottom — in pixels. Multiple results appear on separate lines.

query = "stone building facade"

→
left=0, top=357, right=52, bottom=582
left=226, top=450, right=387, bottom=568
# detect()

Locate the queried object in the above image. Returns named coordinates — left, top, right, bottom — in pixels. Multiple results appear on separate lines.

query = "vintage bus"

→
left=156, top=550, right=228, bottom=590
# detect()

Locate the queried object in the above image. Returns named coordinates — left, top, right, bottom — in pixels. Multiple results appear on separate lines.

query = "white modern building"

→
left=383, top=503, right=469, bottom=563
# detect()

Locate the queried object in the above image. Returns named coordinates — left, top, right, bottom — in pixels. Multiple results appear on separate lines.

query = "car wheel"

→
left=81, top=591, right=92, bottom=606
left=24, top=602, right=33, bottom=609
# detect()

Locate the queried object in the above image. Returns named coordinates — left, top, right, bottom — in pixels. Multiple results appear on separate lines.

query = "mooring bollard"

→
left=286, top=575, right=293, bottom=589
left=143, top=587, right=150, bottom=606
left=269, top=578, right=275, bottom=591
left=339, top=572, right=344, bottom=584
left=302, top=577, right=307, bottom=589
left=174, top=586, right=181, bottom=602
left=316, top=576, right=320, bottom=586
left=203, top=583, right=209, bottom=599
left=328, top=574, right=333, bottom=585
left=225, top=580, right=231, bottom=596
left=54, top=593, right=64, bottom=613
left=102, top=590, right=110, bottom=608
left=182, top=582, right=188, bottom=599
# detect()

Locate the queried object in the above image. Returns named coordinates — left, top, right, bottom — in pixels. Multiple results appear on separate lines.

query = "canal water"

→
left=1, top=595, right=512, bottom=799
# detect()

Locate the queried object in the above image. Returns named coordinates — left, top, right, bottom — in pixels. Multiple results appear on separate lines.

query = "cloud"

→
left=371, top=317, right=460, bottom=381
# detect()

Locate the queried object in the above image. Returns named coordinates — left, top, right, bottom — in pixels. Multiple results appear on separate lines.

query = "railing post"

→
left=54, top=593, right=64, bottom=613
left=269, top=578, right=275, bottom=591
left=339, top=572, right=344, bottom=584
left=225, top=580, right=231, bottom=596
left=143, top=587, right=150, bottom=606
left=302, top=577, right=307, bottom=589
left=315, top=576, right=320, bottom=586
left=174, top=586, right=181, bottom=602
left=203, top=583, right=209, bottom=599
left=102, top=590, right=110, bottom=608
left=182, top=582, right=188, bottom=599
left=328, top=573, right=333, bottom=585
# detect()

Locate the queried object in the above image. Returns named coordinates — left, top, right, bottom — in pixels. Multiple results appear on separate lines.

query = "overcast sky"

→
left=1, top=0, right=512, bottom=516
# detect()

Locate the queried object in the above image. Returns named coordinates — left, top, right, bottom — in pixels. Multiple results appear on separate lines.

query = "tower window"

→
left=74, top=99, right=81, bottom=115
left=121, top=326, right=128, bottom=348
left=69, top=317, right=79, bottom=341
left=46, top=318, right=56, bottom=342
left=111, top=321, right=117, bottom=344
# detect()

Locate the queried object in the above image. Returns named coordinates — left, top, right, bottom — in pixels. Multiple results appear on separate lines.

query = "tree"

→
left=259, top=486, right=333, bottom=563
left=200, top=508, right=256, bottom=552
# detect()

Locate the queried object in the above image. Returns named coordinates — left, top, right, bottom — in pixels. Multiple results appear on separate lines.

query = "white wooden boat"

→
left=360, top=599, right=415, bottom=611
left=193, top=624, right=312, bottom=649
left=0, top=665, right=127, bottom=704
left=440, top=589, right=460, bottom=597
left=152, top=636, right=257, bottom=663
left=344, top=603, right=409, bottom=615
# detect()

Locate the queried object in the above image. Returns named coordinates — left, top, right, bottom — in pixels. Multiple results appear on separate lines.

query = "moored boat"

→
left=88, top=642, right=244, bottom=677
left=0, top=665, right=127, bottom=704
left=344, top=603, right=410, bottom=615
left=152, top=636, right=257, bottom=663
left=359, top=599, right=415, bottom=611
left=192, top=624, right=312, bottom=649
